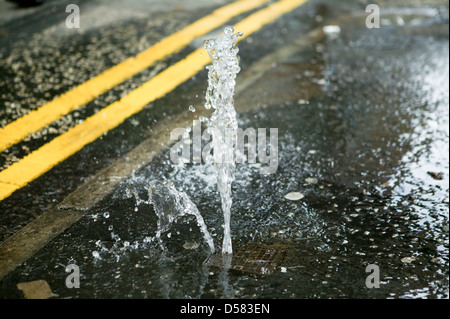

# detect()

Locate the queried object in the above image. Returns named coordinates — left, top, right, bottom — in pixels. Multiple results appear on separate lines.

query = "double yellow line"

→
left=0, top=0, right=308, bottom=201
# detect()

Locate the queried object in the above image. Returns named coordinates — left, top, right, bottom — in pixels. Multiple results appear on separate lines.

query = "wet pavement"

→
left=0, top=0, right=448, bottom=299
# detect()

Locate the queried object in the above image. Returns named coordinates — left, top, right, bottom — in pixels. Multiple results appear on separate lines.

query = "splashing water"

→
left=151, top=182, right=215, bottom=254
left=92, top=181, right=216, bottom=261
left=204, top=27, right=242, bottom=255
left=133, top=182, right=216, bottom=254
left=106, top=28, right=242, bottom=260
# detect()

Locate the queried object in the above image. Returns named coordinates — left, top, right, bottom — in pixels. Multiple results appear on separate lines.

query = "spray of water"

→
left=148, top=182, right=215, bottom=254
left=204, top=27, right=242, bottom=255
left=97, top=27, right=243, bottom=261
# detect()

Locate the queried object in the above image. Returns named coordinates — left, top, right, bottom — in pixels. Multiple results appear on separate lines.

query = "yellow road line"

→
left=0, top=0, right=309, bottom=201
left=0, top=0, right=271, bottom=153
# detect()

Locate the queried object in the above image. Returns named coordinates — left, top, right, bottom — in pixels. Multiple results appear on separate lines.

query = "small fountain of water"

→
left=95, top=28, right=288, bottom=276
left=143, top=28, right=242, bottom=257
left=137, top=27, right=243, bottom=256
left=204, top=26, right=242, bottom=255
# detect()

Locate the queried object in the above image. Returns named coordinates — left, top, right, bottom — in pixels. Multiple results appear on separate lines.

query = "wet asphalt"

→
left=0, top=0, right=448, bottom=299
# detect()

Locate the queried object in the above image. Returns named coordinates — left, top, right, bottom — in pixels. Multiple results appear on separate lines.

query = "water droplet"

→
left=401, top=257, right=415, bottom=263
left=305, top=177, right=318, bottom=184
left=323, top=25, right=341, bottom=35
left=284, top=192, right=304, bottom=201
left=183, top=241, right=200, bottom=250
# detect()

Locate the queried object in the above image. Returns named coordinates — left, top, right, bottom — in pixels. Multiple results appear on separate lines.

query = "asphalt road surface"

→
left=0, top=0, right=448, bottom=301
